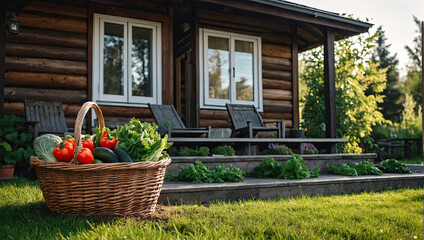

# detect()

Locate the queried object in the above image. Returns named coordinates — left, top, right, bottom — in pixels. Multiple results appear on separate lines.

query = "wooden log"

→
left=261, top=119, right=293, bottom=127
left=5, top=57, right=87, bottom=75
left=262, top=33, right=291, bottom=45
left=262, top=78, right=291, bottom=90
left=262, top=69, right=291, bottom=81
left=4, top=101, right=82, bottom=116
left=4, top=71, right=86, bottom=90
left=24, top=1, right=87, bottom=18
left=200, top=119, right=231, bottom=128
left=6, top=28, right=87, bottom=48
left=6, top=42, right=87, bottom=62
left=199, top=109, right=229, bottom=120
left=17, top=13, right=87, bottom=34
left=261, top=112, right=292, bottom=120
left=99, top=105, right=152, bottom=118
left=4, top=87, right=87, bottom=104
left=263, top=89, right=292, bottom=101
left=262, top=56, right=291, bottom=71
left=262, top=44, right=291, bottom=58
left=263, top=99, right=292, bottom=113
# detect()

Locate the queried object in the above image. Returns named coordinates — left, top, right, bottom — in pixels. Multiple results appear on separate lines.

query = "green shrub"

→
left=377, top=159, right=412, bottom=173
left=260, top=144, right=293, bottom=155
left=169, top=146, right=210, bottom=156
left=165, top=160, right=245, bottom=183
left=213, top=146, right=235, bottom=156
left=254, top=155, right=319, bottom=179
left=330, top=161, right=383, bottom=176
left=0, top=115, right=34, bottom=167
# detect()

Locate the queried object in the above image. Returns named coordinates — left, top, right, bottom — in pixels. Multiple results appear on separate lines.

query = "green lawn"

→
left=1, top=178, right=422, bottom=240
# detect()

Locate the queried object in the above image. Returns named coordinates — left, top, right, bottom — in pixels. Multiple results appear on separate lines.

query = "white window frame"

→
left=92, top=14, right=162, bottom=107
left=199, top=28, right=262, bottom=111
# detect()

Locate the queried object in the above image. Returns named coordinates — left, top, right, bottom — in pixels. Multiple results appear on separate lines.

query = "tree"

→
left=403, top=16, right=422, bottom=107
left=300, top=33, right=388, bottom=153
left=371, top=26, right=402, bottom=122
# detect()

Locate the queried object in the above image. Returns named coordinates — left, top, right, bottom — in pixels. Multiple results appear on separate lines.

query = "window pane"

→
left=131, top=26, right=153, bottom=97
left=235, top=40, right=254, bottom=101
left=103, top=22, right=124, bottom=95
left=208, top=36, right=230, bottom=100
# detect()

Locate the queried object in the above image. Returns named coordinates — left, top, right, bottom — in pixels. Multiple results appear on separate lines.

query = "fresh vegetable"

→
left=93, top=147, right=119, bottom=163
left=330, top=161, right=383, bottom=176
left=165, top=160, right=245, bottom=183
left=33, top=134, right=62, bottom=162
left=53, top=142, right=74, bottom=163
left=62, top=135, right=75, bottom=146
left=82, top=135, right=95, bottom=152
left=377, top=159, right=412, bottom=173
left=254, top=157, right=284, bottom=178
left=100, top=132, right=117, bottom=150
left=115, top=118, right=172, bottom=162
left=114, top=148, right=133, bottom=162
left=77, top=148, right=94, bottom=164
left=93, top=159, right=103, bottom=164
left=254, top=155, right=319, bottom=179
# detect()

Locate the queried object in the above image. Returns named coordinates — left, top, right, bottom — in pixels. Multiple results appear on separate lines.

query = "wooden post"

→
left=0, top=1, right=8, bottom=118
left=324, top=28, right=337, bottom=153
left=291, top=23, right=299, bottom=128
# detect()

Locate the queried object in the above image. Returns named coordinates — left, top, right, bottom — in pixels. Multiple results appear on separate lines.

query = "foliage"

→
left=254, top=155, right=319, bottom=179
left=393, top=94, right=422, bottom=138
left=254, top=157, right=284, bottom=178
left=169, top=147, right=210, bottom=157
left=371, top=26, right=402, bottom=122
left=330, top=161, right=383, bottom=176
left=280, top=154, right=319, bottom=179
left=212, top=146, right=235, bottom=156
left=300, top=32, right=388, bottom=153
left=165, top=160, right=244, bottom=183
left=303, top=143, right=319, bottom=154
left=1, top=179, right=422, bottom=239
left=33, top=134, right=62, bottom=162
left=403, top=16, right=422, bottom=107
left=0, top=115, right=34, bottom=166
left=114, top=118, right=172, bottom=162
left=377, top=159, right=412, bottom=174
left=260, top=143, right=293, bottom=155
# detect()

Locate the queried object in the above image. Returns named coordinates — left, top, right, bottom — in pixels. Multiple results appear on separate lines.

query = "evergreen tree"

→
left=404, top=16, right=422, bottom=107
left=371, top=26, right=402, bottom=122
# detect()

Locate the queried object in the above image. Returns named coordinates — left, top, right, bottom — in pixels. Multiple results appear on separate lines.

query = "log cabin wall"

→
left=4, top=0, right=173, bottom=128
left=193, top=4, right=295, bottom=130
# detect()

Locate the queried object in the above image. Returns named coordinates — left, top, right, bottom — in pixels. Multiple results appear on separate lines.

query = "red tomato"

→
left=77, top=148, right=94, bottom=164
left=82, top=139, right=95, bottom=152
left=53, top=142, right=74, bottom=162
left=100, top=132, right=117, bottom=150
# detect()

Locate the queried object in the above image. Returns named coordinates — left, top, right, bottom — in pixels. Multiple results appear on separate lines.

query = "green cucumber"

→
left=93, top=159, right=103, bottom=164
left=93, top=147, right=119, bottom=163
left=114, top=148, right=133, bottom=162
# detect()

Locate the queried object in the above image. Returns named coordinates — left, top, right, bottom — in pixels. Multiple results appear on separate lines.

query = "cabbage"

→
left=33, top=134, right=62, bottom=162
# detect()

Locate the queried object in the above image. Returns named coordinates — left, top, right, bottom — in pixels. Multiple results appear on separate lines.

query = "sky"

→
left=292, top=0, right=424, bottom=78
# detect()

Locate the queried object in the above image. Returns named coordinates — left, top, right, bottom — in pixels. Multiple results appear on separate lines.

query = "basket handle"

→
left=70, top=102, right=105, bottom=165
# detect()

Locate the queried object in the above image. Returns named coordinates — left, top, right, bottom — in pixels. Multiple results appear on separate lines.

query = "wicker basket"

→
left=30, top=101, right=171, bottom=216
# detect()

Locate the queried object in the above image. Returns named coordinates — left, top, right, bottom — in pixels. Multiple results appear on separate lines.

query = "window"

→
left=200, top=28, right=262, bottom=110
left=92, top=14, right=162, bottom=106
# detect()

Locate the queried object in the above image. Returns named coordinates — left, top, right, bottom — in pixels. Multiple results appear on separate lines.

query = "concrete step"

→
left=167, top=153, right=378, bottom=174
left=407, top=164, right=424, bottom=173
left=159, top=173, right=424, bottom=204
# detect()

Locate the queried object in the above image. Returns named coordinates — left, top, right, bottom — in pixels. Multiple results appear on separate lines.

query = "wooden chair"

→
left=226, top=103, right=285, bottom=138
left=148, top=103, right=211, bottom=138
left=24, top=99, right=69, bottom=138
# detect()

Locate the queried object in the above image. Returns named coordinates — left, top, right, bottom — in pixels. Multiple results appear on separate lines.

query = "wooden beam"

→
left=291, top=23, right=299, bottom=128
left=0, top=1, right=7, bottom=117
left=324, top=28, right=337, bottom=147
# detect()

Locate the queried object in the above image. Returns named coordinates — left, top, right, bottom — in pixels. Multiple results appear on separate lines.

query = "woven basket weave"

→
left=30, top=102, right=171, bottom=216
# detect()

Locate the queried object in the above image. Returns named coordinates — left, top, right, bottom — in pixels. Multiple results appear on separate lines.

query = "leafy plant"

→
left=280, top=154, right=319, bottom=179
left=254, top=157, right=283, bottom=178
left=330, top=161, right=383, bottom=176
left=260, top=144, right=293, bottom=155
left=254, top=155, right=319, bottom=179
left=114, top=118, right=172, bottom=162
left=169, top=147, right=210, bottom=156
left=213, top=146, right=235, bottom=156
left=377, top=159, right=412, bottom=173
left=303, top=143, right=319, bottom=154
left=165, top=160, right=245, bottom=183
left=0, top=115, right=34, bottom=166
